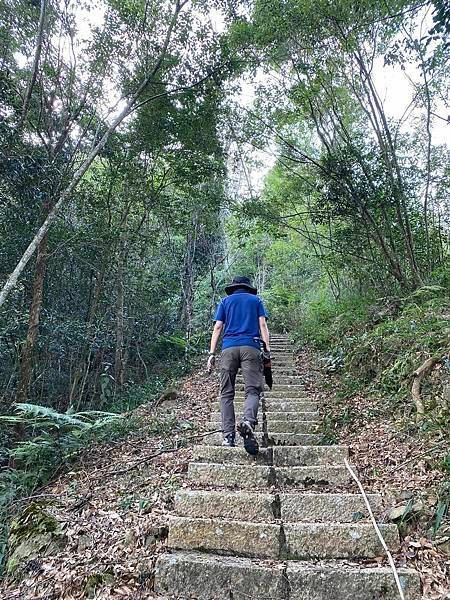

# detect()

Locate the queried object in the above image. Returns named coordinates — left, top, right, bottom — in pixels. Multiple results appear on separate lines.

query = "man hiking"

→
left=207, top=276, right=271, bottom=455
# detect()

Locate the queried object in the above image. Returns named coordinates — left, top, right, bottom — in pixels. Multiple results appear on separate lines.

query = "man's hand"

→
left=207, top=353, right=216, bottom=373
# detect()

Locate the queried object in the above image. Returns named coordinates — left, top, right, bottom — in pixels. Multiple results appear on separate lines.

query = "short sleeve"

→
left=214, top=300, right=225, bottom=322
left=258, top=298, right=269, bottom=319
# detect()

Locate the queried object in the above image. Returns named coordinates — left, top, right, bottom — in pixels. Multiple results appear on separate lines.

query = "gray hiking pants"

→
left=220, top=345, right=263, bottom=435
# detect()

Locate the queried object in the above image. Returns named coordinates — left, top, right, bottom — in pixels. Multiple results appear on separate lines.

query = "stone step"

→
left=174, top=489, right=277, bottom=521
left=283, top=522, right=399, bottom=558
left=193, top=444, right=348, bottom=467
left=167, top=517, right=398, bottom=560
left=203, top=432, right=266, bottom=446
left=188, top=462, right=274, bottom=488
left=280, top=492, right=383, bottom=522
left=267, top=420, right=319, bottom=433
left=208, top=411, right=319, bottom=422
left=174, top=490, right=378, bottom=524
left=206, top=421, right=263, bottom=432
left=286, top=563, right=421, bottom=600
left=268, top=433, right=323, bottom=446
left=207, top=420, right=319, bottom=435
left=236, top=375, right=305, bottom=384
left=265, top=401, right=317, bottom=411
left=236, top=381, right=307, bottom=396
left=265, top=411, right=320, bottom=421
left=188, top=462, right=350, bottom=488
left=192, top=445, right=272, bottom=465
left=155, top=552, right=421, bottom=600
left=276, top=465, right=352, bottom=487
left=211, top=401, right=317, bottom=412
left=273, top=445, right=348, bottom=466
left=264, top=390, right=311, bottom=398
left=168, top=516, right=281, bottom=558
left=270, top=370, right=300, bottom=376
left=233, top=392, right=312, bottom=401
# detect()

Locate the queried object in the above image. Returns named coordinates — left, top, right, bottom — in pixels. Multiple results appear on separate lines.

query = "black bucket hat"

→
left=225, top=276, right=257, bottom=296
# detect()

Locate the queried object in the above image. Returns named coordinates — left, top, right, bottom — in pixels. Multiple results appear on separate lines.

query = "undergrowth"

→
left=298, top=285, right=449, bottom=409
left=0, top=350, right=201, bottom=576
left=298, top=284, right=449, bottom=538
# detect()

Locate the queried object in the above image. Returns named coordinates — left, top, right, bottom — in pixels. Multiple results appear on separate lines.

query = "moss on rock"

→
left=6, top=501, right=66, bottom=579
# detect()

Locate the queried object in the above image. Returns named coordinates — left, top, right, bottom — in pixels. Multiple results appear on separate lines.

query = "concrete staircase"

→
left=154, top=336, right=421, bottom=599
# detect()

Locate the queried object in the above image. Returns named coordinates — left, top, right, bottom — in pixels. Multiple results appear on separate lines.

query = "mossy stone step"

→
left=188, top=462, right=274, bottom=488
left=174, top=489, right=278, bottom=522
left=168, top=516, right=281, bottom=559
left=167, top=517, right=398, bottom=560
left=280, top=492, right=382, bottom=522
left=268, top=433, right=323, bottom=446
left=266, top=420, right=320, bottom=434
left=283, top=522, right=399, bottom=559
left=276, top=465, right=352, bottom=487
left=155, top=552, right=421, bottom=600
left=273, top=445, right=348, bottom=466
left=192, top=445, right=272, bottom=465
left=208, top=411, right=318, bottom=422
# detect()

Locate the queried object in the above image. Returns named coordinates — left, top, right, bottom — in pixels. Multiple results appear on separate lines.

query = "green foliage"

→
left=345, top=291, right=449, bottom=397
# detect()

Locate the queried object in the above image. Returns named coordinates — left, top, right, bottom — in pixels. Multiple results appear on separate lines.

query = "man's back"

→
left=215, top=290, right=267, bottom=349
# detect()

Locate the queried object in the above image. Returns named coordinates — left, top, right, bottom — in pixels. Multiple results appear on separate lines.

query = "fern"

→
left=0, top=403, right=124, bottom=432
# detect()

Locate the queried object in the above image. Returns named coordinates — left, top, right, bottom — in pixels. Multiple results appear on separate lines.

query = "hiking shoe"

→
left=222, top=432, right=236, bottom=447
left=238, top=420, right=259, bottom=456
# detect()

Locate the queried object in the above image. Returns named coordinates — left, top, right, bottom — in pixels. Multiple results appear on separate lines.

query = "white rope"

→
left=344, top=458, right=406, bottom=600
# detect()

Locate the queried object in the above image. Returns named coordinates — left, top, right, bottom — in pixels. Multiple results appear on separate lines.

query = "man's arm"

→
left=259, top=316, right=270, bottom=351
left=207, top=321, right=223, bottom=371
left=209, top=320, right=223, bottom=354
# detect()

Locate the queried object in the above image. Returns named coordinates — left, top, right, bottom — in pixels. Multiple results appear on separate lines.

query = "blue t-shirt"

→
left=214, top=289, right=268, bottom=350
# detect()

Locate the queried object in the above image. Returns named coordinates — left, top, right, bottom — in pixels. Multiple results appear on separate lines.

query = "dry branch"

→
left=108, top=429, right=221, bottom=476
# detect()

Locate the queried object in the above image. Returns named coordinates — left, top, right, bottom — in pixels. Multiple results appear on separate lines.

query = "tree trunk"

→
left=115, top=244, right=125, bottom=387
left=180, top=221, right=198, bottom=347
left=68, top=262, right=108, bottom=408
left=16, top=0, right=47, bottom=131
left=16, top=232, right=48, bottom=404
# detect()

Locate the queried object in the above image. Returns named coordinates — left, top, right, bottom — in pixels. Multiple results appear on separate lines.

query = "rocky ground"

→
left=1, top=350, right=448, bottom=599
